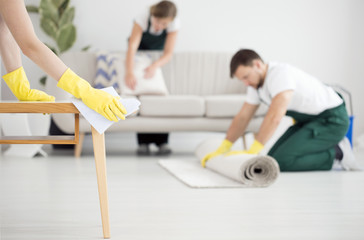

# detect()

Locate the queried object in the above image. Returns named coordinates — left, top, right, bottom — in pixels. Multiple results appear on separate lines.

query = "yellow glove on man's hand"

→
left=2, top=67, right=55, bottom=101
left=201, top=139, right=233, bottom=167
left=225, top=139, right=264, bottom=156
left=57, top=68, right=127, bottom=122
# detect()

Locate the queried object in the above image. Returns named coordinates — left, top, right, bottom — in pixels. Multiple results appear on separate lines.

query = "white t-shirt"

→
left=246, top=62, right=343, bottom=115
left=134, top=9, right=180, bottom=35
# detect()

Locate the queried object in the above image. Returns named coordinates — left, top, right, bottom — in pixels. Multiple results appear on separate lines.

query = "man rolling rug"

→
left=202, top=49, right=360, bottom=171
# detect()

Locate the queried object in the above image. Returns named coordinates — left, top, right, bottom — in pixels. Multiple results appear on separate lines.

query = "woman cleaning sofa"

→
left=125, top=0, right=180, bottom=156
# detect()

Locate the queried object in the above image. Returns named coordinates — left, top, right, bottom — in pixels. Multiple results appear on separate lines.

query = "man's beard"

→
left=257, top=77, right=264, bottom=89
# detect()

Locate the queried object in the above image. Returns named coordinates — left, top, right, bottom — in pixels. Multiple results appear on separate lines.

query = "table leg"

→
left=91, top=126, right=110, bottom=239
left=74, top=132, right=85, bottom=158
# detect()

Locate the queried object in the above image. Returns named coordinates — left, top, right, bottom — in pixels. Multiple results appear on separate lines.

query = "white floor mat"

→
left=159, top=156, right=279, bottom=188
left=159, top=138, right=280, bottom=188
left=159, top=159, right=247, bottom=188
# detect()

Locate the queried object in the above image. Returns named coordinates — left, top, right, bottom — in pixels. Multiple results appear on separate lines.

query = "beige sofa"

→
left=46, top=51, right=268, bottom=156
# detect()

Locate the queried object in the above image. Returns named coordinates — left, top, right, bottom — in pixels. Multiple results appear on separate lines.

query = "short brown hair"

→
left=150, top=1, right=177, bottom=19
left=230, top=49, right=264, bottom=78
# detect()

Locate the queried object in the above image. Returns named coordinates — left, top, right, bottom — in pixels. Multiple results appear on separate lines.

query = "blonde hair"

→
left=150, top=1, right=177, bottom=19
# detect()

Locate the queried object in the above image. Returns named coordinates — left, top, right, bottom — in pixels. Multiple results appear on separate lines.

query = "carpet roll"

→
left=195, top=139, right=280, bottom=187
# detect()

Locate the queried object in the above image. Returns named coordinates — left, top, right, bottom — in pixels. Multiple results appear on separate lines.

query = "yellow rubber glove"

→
left=2, top=67, right=55, bottom=101
left=201, top=139, right=233, bottom=167
left=57, top=68, right=127, bottom=122
left=225, top=139, right=264, bottom=156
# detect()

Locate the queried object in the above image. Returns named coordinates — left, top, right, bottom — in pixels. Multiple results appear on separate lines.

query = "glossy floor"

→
left=1, top=133, right=364, bottom=240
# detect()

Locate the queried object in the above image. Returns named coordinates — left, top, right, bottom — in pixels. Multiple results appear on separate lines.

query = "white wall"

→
left=3, top=0, right=364, bottom=137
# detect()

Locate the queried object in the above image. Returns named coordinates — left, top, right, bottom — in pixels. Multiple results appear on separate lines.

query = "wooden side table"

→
left=0, top=102, right=111, bottom=239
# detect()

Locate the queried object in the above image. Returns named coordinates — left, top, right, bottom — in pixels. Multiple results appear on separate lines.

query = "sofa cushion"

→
left=139, top=95, right=205, bottom=117
left=120, top=54, right=169, bottom=96
left=205, top=95, right=268, bottom=118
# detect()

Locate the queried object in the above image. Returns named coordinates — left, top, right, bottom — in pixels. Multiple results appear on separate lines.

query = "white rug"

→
left=158, top=156, right=279, bottom=188
left=158, top=139, right=280, bottom=188
left=159, top=159, right=246, bottom=188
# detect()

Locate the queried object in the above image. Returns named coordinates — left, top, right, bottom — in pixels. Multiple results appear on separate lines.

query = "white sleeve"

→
left=268, top=67, right=296, bottom=98
left=167, top=17, right=180, bottom=33
left=245, top=86, right=260, bottom=105
left=134, top=11, right=149, bottom=32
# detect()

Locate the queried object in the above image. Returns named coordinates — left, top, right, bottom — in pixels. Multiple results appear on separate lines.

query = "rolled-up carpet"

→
left=158, top=138, right=280, bottom=188
left=195, top=139, right=280, bottom=187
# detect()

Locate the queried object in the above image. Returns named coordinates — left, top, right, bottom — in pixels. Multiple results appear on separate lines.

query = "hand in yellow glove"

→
left=2, top=67, right=55, bottom=101
left=57, top=68, right=127, bottom=122
left=225, top=139, right=264, bottom=156
left=201, top=139, right=233, bottom=167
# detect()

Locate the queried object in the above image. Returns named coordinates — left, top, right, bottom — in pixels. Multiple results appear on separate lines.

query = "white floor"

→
left=1, top=133, right=364, bottom=240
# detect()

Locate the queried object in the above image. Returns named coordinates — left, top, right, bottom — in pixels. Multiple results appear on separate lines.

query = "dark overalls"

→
left=268, top=101, right=349, bottom=171
left=137, top=16, right=169, bottom=147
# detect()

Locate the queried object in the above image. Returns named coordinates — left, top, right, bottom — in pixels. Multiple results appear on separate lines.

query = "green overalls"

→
left=268, top=102, right=349, bottom=171
left=137, top=16, right=169, bottom=146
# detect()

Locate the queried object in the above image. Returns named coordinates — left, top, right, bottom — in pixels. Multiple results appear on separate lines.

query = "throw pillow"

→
left=93, top=51, right=122, bottom=94
left=119, top=54, right=169, bottom=96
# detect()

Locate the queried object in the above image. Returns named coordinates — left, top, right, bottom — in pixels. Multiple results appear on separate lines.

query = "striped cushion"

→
left=93, top=51, right=122, bottom=93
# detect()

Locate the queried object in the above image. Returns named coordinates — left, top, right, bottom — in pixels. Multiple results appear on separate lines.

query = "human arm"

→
left=0, top=14, right=22, bottom=72
left=226, top=102, right=260, bottom=143
left=255, top=90, right=293, bottom=144
left=226, top=90, right=294, bottom=155
left=0, top=0, right=68, bottom=80
left=125, top=22, right=143, bottom=89
left=144, top=31, right=178, bottom=78
left=0, top=0, right=126, bottom=120
left=0, top=14, right=54, bottom=101
left=201, top=102, right=259, bottom=167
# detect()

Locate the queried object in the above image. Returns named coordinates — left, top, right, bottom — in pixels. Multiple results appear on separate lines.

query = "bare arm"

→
left=255, top=90, right=294, bottom=144
left=152, top=31, right=178, bottom=68
left=0, top=0, right=67, bottom=80
left=225, top=102, right=259, bottom=143
left=0, top=14, right=22, bottom=72
left=200, top=102, right=259, bottom=166
left=144, top=31, right=178, bottom=79
left=125, top=22, right=143, bottom=77
left=124, top=22, right=143, bottom=89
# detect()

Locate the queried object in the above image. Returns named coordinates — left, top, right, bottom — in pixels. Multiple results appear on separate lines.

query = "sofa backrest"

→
left=160, top=52, right=246, bottom=95
left=56, top=51, right=246, bottom=96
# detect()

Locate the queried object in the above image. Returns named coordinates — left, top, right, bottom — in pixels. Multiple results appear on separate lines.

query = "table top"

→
left=0, top=102, right=79, bottom=113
